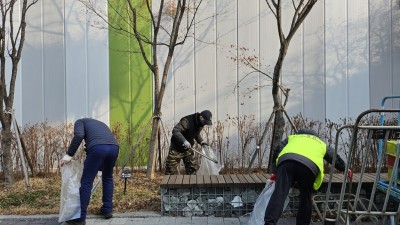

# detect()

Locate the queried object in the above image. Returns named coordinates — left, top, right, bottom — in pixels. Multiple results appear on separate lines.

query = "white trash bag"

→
left=246, top=179, right=290, bottom=225
left=196, top=146, right=221, bottom=175
left=59, top=160, right=83, bottom=223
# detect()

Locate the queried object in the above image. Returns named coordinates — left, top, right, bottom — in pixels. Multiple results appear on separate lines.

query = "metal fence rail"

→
left=320, top=108, right=400, bottom=225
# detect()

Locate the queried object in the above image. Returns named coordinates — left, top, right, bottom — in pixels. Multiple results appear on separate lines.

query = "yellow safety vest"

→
left=277, top=134, right=326, bottom=190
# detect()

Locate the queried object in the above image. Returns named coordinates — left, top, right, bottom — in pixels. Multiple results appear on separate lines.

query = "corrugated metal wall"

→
left=18, top=0, right=109, bottom=125
left=158, top=0, right=400, bottom=153
left=10, top=0, right=400, bottom=155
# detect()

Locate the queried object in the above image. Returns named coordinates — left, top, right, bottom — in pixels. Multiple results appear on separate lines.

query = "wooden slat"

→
left=230, top=174, right=241, bottom=187
left=332, top=173, right=342, bottom=183
left=352, top=173, right=360, bottom=182
left=160, top=175, right=170, bottom=188
left=196, top=175, right=204, bottom=187
left=223, top=174, right=234, bottom=187
left=217, top=175, right=225, bottom=187
left=210, top=175, right=219, bottom=187
left=203, top=175, right=212, bottom=186
left=168, top=175, right=178, bottom=188
left=236, top=174, right=248, bottom=186
left=323, top=173, right=334, bottom=182
left=261, top=173, right=269, bottom=180
left=175, top=175, right=184, bottom=187
left=249, top=174, right=263, bottom=184
left=365, top=173, right=378, bottom=182
left=189, top=175, right=197, bottom=185
left=256, top=173, right=268, bottom=183
left=243, top=174, right=256, bottom=184
left=182, top=175, right=190, bottom=186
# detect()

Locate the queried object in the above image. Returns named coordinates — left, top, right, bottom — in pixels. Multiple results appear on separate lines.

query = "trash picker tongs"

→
left=189, top=147, right=219, bottom=164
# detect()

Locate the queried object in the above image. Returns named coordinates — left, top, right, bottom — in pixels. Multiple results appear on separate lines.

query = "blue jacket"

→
left=67, top=118, right=119, bottom=156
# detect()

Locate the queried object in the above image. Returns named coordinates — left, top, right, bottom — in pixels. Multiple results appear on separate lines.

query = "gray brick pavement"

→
left=0, top=213, right=322, bottom=225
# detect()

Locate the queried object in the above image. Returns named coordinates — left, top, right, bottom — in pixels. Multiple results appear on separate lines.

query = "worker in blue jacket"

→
left=264, top=128, right=352, bottom=225
left=60, top=118, right=119, bottom=225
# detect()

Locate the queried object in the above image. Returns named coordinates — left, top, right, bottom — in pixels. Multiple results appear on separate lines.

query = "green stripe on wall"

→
left=108, top=0, right=152, bottom=167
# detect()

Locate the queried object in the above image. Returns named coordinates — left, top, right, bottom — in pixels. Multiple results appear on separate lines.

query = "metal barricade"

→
left=320, top=107, right=400, bottom=225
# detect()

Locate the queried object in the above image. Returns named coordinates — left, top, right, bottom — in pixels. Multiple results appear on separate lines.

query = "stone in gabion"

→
left=241, top=189, right=258, bottom=204
left=214, top=203, right=235, bottom=217
left=178, top=188, right=191, bottom=196
left=195, top=196, right=205, bottom=207
left=187, top=199, right=197, bottom=210
left=180, top=196, right=189, bottom=203
left=163, top=203, right=173, bottom=211
left=170, top=196, right=179, bottom=205
left=230, top=195, right=243, bottom=208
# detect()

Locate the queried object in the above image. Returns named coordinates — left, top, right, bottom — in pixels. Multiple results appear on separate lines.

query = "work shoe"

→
left=97, top=211, right=113, bottom=219
left=60, top=219, right=86, bottom=225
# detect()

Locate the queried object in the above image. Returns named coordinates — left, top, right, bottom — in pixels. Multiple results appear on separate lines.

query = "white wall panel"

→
left=392, top=0, right=400, bottom=101
left=280, top=1, right=303, bottom=119
left=369, top=0, right=392, bottom=108
left=215, top=0, right=239, bottom=154
left=173, top=13, right=195, bottom=118
left=65, top=1, right=88, bottom=122
left=43, top=0, right=65, bottom=124
left=195, top=0, right=217, bottom=120
left=303, top=1, right=324, bottom=122
left=348, top=0, right=370, bottom=117
left=87, top=1, right=109, bottom=123
left=325, top=0, right=347, bottom=121
left=153, top=0, right=175, bottom=127
left=237, top=0, right=260, bottom=121
left=21, top=1, right=44, bottom=125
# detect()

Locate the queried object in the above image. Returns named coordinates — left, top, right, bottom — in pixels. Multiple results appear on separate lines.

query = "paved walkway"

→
left=0, top=212, right=321, bottom=225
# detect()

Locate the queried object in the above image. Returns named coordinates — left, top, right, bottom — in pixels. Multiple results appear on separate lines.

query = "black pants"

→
left=264, top=160, right=316, bottom=225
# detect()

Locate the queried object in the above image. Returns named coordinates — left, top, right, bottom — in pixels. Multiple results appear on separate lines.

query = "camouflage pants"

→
left=164, top=148, right=196, bottom=175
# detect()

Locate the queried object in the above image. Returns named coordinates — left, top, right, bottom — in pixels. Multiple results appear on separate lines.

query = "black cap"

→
left=200, top=110, right=213, bottom=125
left=297, top=128, right=318, bottom=137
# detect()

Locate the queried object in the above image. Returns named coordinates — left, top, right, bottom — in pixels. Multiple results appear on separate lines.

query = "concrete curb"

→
left=0, top=211, right=161, bottom=221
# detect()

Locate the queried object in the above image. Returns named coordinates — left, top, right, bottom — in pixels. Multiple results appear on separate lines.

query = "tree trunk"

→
left=1, top=116, right=14, bottom=185
left=267, top=43, right=288, bottom=172
left=146, top=116, right=160, bottom=179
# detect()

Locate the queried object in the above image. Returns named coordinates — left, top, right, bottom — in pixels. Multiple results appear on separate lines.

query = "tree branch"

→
left=127, top=1, right=154, bottom=72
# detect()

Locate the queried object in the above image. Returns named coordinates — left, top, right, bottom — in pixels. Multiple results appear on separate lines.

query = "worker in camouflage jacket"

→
left=164, top=110, right=212, bottom=175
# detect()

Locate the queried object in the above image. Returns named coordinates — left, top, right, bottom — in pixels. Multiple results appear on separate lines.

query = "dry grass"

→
left=0, top=171, right=163, bottom=215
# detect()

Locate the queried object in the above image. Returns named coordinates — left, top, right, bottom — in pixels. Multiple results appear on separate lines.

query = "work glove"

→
left=200, top=141, right=209, bottom=147
left=182, top=140, right=191, bottom=149
left=269, top=174, right=276, bottom=181
left=347, top=169, right=353, bottom=180
left=60, top=154, right=72, bottom=167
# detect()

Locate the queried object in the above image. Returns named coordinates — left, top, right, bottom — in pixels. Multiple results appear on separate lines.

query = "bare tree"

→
left=0, top=0, right=39, bottom=185
left=234, top=1, right=318, bottom=171
left=266, top=0, right=317, bottom=171
left=81, top=0, right=204, bottom=178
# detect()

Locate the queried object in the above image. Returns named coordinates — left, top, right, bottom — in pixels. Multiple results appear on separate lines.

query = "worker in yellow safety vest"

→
left=264, top=128, right=352, bottom=225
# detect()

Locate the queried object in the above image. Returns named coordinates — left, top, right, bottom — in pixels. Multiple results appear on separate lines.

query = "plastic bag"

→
left=246, top=180, right=290, bottom=225
left=59, top=160, right=83, bottom=223
left=196, top=146, right=221, bottom=175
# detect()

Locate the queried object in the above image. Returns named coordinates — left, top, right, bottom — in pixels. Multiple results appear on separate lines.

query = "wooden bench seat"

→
left=160, top=173, right=382, bottom=189
left=160, top=174, right=271, bottom=189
